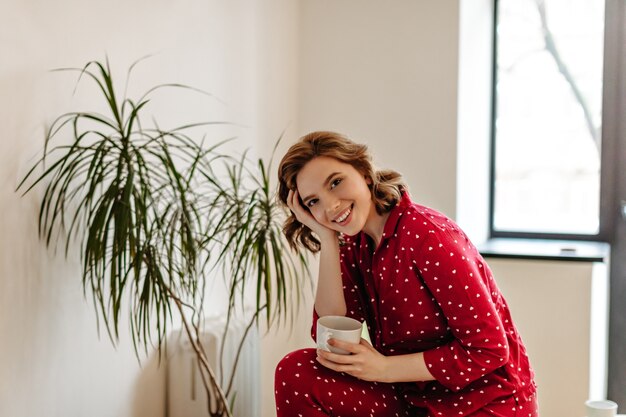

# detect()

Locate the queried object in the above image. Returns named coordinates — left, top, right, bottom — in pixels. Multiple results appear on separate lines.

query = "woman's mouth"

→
left=333, top=204, right=353, bottom=226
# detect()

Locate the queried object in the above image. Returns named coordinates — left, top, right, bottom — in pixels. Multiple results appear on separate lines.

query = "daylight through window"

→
left=492, top=0, right=605, bottom=235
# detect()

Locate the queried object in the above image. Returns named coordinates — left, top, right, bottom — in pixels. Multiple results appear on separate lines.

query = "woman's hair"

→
left=277, top=131, right=407, bottom=253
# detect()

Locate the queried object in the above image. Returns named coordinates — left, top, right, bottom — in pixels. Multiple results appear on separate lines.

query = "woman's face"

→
left=295, top=156, right=374, bottom=236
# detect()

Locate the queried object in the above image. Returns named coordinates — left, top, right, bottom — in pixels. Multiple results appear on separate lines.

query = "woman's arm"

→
left=286, top=189, right=346, bottom=317
left=314, top=235, right=347, bottom=317
left=412, top=225, right=510, bottom=391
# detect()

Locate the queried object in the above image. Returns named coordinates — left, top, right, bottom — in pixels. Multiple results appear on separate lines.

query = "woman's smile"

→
left=296, top=156, right=375, bottom=237
left=332, top=204, right=353, bottom=225
left=295, top=155, right=389, bottom=244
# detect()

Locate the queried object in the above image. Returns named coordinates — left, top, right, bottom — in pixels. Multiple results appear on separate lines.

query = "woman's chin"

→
left=337, top=223, right=362, bottom=237
left=340, top=230, right=359, bottom=237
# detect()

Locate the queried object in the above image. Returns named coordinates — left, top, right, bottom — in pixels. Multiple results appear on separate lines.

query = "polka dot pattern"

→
left=275, top=349, right=420, bottom=416
left=278, top=194, right=537, bottom=416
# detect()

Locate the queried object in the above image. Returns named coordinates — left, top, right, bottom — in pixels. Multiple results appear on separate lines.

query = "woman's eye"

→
left=307, top=199, right=318, bottom=208
left=331, top=178, right=342, bottom=189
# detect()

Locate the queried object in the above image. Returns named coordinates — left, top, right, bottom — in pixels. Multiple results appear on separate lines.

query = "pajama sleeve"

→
left=414, top=227, right=509, bottom=392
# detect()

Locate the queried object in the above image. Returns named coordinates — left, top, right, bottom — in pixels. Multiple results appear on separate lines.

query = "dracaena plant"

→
left=17, top=57, right=309, bottom=417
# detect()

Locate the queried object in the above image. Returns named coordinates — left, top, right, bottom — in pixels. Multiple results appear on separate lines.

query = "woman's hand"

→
left=286, top=188, right=336, bottom=242
left=316, top=338, right=391, bottom=383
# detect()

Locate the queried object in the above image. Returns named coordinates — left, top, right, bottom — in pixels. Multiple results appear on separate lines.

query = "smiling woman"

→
left=274, top=131, right=538, bottom=417
left=296, top=156, right=380, bottom=240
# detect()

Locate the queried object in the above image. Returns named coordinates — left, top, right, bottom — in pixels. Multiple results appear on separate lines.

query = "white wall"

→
left=253, top=3, right=312, bottom=417
left=297, top=0, right=460, bottom=217
left=0, top=1, right=301, bottom=417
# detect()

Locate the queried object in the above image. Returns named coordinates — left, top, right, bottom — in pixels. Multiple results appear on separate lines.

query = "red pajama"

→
left=275, top=349, right=417, bottom=417
left=275, top=350, right=538, bottom=417
left=275, top=194, right=537, bottom=416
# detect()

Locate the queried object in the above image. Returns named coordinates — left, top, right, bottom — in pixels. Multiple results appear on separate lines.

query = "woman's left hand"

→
left=316, top=338, right=390, bottom=383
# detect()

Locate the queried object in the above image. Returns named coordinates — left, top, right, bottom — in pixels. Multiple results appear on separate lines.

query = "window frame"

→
left=488, top=0, right=616, bottom=243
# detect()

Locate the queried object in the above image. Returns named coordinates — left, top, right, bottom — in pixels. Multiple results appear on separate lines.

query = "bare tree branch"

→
left=535, top=0, right=601, bottom=152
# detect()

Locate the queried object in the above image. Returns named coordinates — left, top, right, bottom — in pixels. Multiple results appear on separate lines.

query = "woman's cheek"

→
left=311, top=207, right=325, bottom=224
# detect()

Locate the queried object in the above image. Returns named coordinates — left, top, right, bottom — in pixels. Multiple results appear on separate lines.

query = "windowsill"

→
left=477, top=238, right=610, bottom=262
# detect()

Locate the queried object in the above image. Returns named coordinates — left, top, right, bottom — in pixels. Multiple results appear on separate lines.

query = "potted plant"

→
left=17, top=57, right=309, bottom=417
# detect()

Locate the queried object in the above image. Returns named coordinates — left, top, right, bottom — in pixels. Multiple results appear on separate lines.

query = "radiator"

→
left=167, top=315, right=261, bottom=417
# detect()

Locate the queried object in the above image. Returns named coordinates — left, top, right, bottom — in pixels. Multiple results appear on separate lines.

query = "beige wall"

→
left=254, top=3, right=308, bottom=417
left=489, top=259, right=601, bottom=417
left=0, top=1, right=301, bottom=417
left=297, top=0, right=460, bottom=217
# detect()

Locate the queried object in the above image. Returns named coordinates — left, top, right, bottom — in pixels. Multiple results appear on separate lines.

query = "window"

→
left=491, top=0, right=606, bottom=238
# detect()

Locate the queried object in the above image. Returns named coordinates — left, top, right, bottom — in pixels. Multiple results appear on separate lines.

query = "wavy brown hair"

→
left=277, top=131, right=407, bottom=253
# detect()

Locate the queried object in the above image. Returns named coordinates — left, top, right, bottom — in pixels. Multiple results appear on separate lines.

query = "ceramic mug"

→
left=316, top=315, right=362, bottom=355
left=585, top=400, right=618, bottom=417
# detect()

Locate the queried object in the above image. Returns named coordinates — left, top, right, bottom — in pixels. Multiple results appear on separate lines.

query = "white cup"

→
left=585, top=400, right=618, bottom=417
left=316, top=315, right=362, bottom=355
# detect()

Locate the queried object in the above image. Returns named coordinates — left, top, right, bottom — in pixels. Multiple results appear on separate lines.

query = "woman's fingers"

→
left=287, top=189, right=311, bottom=223
left=287, top=189, right=303, bottom=214
left=316, top=349, right=353, bottom=364
left=286, top=188, right=335, bottom=241
left=286, top=189, right=295, bottom=210
left=316, top=339, right=365, bottom=367
left=316, top=347, right=360, bottom=376
left=328, top=338, right=362, bottom=354
left=315, top=354, right=356, bottom=374
left=315, top=337, right=390, bottom=383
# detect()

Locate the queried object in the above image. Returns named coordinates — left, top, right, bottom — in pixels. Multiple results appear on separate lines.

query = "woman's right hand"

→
left=287, top=189, right=336, bottom=243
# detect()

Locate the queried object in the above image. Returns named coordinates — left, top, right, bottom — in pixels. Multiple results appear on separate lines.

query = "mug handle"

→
left=317, top=331, right=332, bottom=351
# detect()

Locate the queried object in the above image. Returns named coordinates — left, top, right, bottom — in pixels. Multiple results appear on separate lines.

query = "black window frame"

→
left=489, top=0, right=616, bottom=243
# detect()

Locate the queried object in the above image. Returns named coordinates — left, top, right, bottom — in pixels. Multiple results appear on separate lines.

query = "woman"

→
left=275, top=131, right=537, bottom=417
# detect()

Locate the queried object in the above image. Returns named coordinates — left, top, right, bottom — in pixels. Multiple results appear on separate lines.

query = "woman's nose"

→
left=325, top=198, right=340, bottom=214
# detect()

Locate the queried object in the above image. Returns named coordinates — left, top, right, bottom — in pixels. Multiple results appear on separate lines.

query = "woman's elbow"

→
left=480, top=337, right=510, bottom=371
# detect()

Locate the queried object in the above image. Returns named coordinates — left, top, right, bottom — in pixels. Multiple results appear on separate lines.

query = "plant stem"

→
left=224, top=305, right=267, bottom=399
left=167, top=286, right=233, bottom=417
